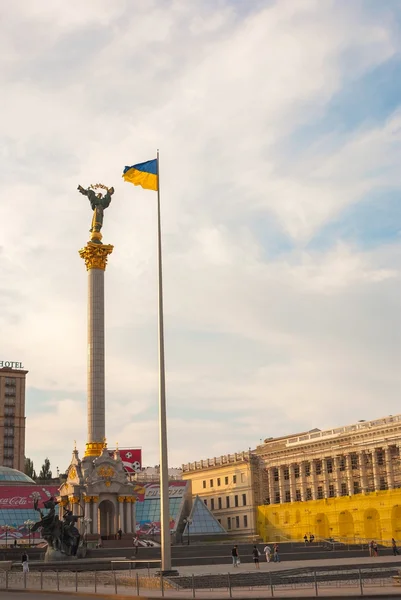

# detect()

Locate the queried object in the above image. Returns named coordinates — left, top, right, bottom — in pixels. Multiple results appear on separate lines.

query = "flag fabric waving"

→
left=123, top=159, right=158, bottom=191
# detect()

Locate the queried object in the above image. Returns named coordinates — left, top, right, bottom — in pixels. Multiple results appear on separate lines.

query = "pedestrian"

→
left=369, top=540, right=374, bottom=557
left=372, top=541, right=378, bottom=557
left=303, top=534, right=308, bottom=544
left=273, top=543, right=280, bottom=562
left=133, top=536, right=139, bottom=556
left=252, top=545, right=260, bottom=569
left=117, top=528, right=122, bottom=540
left=392, top=538, right=399, bottom=556
left=231, top=545, right=240, bottom=567
left=263, top=544, right=272, bottom=562
left=21, top=551, right=29, bottom=573
left=309, top=533, right=315, bottom=543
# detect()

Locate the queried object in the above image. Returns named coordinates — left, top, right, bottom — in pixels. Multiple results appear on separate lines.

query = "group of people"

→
left=231, top=543, right=280, bottom=568
left=303, top=533, right=315, bottom=544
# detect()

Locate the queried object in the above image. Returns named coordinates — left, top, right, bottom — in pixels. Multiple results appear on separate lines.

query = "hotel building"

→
left=0, top=365, right=28, bottom=471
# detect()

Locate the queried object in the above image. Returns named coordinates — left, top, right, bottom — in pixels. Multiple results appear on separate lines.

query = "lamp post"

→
left=24, top=520, right=35, bottom=547
left=183, top=518, right=193, bottom=545
left=4, top=524, right=13, bottom=548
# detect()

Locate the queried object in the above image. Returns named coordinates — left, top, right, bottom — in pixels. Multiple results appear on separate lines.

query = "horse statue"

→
left=31, top=497, right=82, bottom=557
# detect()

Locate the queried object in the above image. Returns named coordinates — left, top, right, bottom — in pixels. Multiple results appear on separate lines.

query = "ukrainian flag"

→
left=122, top=159, right=158, bottom=191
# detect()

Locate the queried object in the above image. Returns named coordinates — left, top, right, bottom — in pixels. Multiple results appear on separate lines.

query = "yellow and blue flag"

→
left=122, top=159, right=158, bottom=191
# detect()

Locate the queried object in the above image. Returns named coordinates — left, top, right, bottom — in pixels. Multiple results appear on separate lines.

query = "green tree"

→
left=24, top=457, right=36, bottom=480
left=38, top=457, right=52, bottom=480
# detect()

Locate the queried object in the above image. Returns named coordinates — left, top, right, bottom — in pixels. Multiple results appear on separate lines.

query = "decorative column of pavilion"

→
left=359, top=451, right=368, bottom=492
left=322, top=458, right=330, bottom=499
left=311, top=460, right=318, bottom=500
left=278, top=466, right=285, bottom=503
left=371, top=449, right=380, bottom=491
left=300, top=462, right=307, bottom=501
left=268, top=468, right=275, bottom=504
left=345, top=455, right=354, bottom=496
left=385, top=446, right=394, bottom=490
left=79, top=242, right=113, bottom=457
left=289, top=464, right=296, bottom=502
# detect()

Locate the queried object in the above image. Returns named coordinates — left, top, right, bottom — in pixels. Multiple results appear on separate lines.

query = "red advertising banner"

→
left=109, top=448, right=142, bottom=472
left=0, top=485, right=59, bottom=509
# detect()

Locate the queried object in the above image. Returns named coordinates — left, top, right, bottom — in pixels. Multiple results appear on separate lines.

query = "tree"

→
left=24, top=457, right=36, bottom=480
left=38, top=457, right=52, bottom=480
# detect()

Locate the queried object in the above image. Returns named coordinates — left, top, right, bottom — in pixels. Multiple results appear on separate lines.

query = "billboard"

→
left=134, top=481, right=189, bottom=535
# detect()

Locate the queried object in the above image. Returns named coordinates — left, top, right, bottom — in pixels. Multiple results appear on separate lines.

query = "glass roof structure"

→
left=0, top=466, right=36, bottom=484
left=183, top=495, right=227, bottom=535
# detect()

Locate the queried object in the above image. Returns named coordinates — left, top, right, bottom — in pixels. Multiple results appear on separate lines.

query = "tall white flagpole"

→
left=156, top=149, right=172, bottom=572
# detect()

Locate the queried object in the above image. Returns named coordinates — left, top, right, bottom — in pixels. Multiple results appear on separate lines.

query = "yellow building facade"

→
left=182, top=452, right=266, bottom=538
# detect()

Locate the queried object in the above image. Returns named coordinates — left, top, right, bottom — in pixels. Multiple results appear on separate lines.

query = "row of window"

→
left=203, top=474, right=245, bottom=488
left=4, top=399, right=16, bottom=408
left=216, top=515, right=248, bottom=530
left=204, top=494, right=247, bottom=510
left=4, top=378, right=16, bottom=385
left=270, top=451, right=392, bottom=481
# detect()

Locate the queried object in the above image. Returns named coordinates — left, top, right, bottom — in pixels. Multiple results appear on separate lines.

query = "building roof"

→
left=0, top=466, right=36, bottom=485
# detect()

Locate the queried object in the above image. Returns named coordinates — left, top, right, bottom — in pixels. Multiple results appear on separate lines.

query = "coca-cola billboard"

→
left=0, top=485, right=59, bottom=509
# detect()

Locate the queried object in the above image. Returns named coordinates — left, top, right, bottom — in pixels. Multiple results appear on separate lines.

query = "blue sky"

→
left=0, top=0, right=400, bottom=473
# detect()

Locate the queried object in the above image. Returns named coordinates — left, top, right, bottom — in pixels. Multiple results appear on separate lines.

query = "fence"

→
left=0, top=565, right=399, bottom=597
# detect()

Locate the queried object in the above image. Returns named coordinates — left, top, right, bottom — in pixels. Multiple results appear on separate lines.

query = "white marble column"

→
left=311, top=461, right=317, bottom=500
left=125, top=498, right=132, bottom=533
left=323, top=459, right=330, bottom=498
left=289, top=464, right=296, bottom=502
left=335, top=456, right=342, bottom=497
left=346, top=454, right=353, bottom=496
left=278, top=466, right=285, bottom=504
left=371, top=449, right=380, bottom=491
left=300, top=462, right=307, bottom=501
left=92, top=497, right=99, bottom=534
left=118, top=497, right=125, bottom=531
left=268, top=468, right=275, bottom=504
left=385, top=447, right=394, bottom=490
left=359, top=451, right=367, bottom=493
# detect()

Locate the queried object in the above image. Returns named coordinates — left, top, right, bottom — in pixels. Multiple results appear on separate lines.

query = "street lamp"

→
left=3, top=525, right=13, bottom=548
left=24, top=520, right=35, bottom=547
left=183, top=518, right=193, bottom=545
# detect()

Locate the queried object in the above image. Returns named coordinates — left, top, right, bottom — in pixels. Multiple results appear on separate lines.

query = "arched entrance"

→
left=338, top=511, right=354, bottom=540
left=364, top=508, right=381, bottom=541
left=391, top=506, right=401, bottom=538
left=314, top=513, right=329, bottom=539
left=99, top=500, right=116, bottom=539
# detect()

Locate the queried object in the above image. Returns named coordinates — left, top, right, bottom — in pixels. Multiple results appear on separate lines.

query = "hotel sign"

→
left=0, top=361, right=24, bottom=369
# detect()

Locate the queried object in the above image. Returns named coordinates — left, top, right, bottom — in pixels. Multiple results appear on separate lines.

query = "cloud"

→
left=1, top=0, right=400, bottom=472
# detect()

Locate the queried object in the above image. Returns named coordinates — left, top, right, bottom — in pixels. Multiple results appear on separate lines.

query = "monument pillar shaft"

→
left=79, top=242, right=113, bottom=457
left=88, top=268, right=105, bottom=444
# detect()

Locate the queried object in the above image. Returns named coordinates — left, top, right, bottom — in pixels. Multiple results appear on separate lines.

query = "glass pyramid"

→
left=183, top=495, right=227, bottom=535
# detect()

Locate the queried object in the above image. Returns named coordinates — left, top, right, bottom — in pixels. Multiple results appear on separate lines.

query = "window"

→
left=306, top=488, right=312, bottom=500
left=294, top=465, right=300, bottom=479
left=211, top=498, right=215, bottom=510
left=241, top=473, right=245, bottom=483
left=275, top=492, right=280, bottom=503
left=234, top=495, right=239, bottom=507
left=242, top=494, right=246, bottom=506
left=317, top=486, right=323, bottom=499
left=329, top=484, right=335, bottom=498
left=379, top=477, right=386, bottom=490
left=377, top=451, right=384, bottom=466
left=326, top=459, right=333, bottom=474
left=204, top=499, right=207, bottom=506
left=227, top=517, right=231, bottom=530
left=315, top=461, right=322, bottom=475
left=353, top=481, right=360, bottom=494
left=217, top=478, right=221, bottom=486
left=203, top=481, right=206, bottom=489
left=339, top=457, right=346, bottom=472
left=210, top=479, right=214, bottom=487
left=351, top=454, right=359, bottom=470
left=305, top=463, right=311, bottom=477
left=274, top=469, right=279, bottom=481
left=284, top=467, right=289, bottom=480
left=217, top=519, right=221, bottom=524
left=341, top=482, right=348, bottom=496
left=235, top=516, right=240, bottom=528
left=243, top=515, right=248, bottom=528
left=226, top=497, right=230, bottom=508
left=285, top=490, right=291, bottom=503
left=233, top=475, right=237, bottom=484
left=218, top=497, right=222, bottom=510
left=225, top=476, right=229, bottom=485
left=296, top=490, right=301, bottom=501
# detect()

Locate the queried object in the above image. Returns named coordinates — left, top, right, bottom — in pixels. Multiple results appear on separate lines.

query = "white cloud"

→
left=0, top=0, right=400, bottom=472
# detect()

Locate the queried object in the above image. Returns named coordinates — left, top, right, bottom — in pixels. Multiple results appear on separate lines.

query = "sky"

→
left=0, top=0, right=400, bottom=476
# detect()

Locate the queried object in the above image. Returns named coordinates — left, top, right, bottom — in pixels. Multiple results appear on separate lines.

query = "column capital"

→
left=79, top=242, right=113, bottom=271
left=92, top=496, right=99, bottom=503
left=69, top=496, right=80, bottom=504
left=84, top=496, right=92, bottom=503
left=117, top=496, right=126, bottom=503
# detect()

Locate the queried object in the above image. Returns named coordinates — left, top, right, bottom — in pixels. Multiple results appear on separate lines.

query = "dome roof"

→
left=0, top=466, right=36, bottom=484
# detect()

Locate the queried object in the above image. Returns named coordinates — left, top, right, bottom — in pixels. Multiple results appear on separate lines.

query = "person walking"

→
left=369, top=540, right=374, bottom=557
left=303, top=534, right=308, bottom=545
left=231, top=545, right=240, bottom=567
left=133, top=536, right=139, bottom=556
left=392, top=538, right=399, bottom=556
left=252, top=545, right=260, bottom=569
left=273, top=543, right=280, bottom=563
left=21, top=552, right=29, bottom=574
left=372, top=540, right=378, bottom=557
left=264, top=544, right=272, bottom=562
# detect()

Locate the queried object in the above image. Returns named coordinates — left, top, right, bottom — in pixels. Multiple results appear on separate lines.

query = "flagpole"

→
left=156, top=149, right=172, bottom=573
